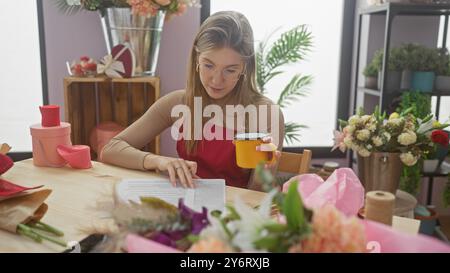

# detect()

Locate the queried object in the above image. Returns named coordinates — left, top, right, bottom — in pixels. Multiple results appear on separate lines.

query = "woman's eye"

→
left=225, top=70, right=237, bottom=74
left=204, top=64, right=213, bottom=69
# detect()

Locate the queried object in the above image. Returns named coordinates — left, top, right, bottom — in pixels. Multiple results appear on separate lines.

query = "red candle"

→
left=39, top=105, right=60, bottom=127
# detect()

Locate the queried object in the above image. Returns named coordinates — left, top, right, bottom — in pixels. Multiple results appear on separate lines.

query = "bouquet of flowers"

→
left=333, top=106, right=450, bottom=166
left=56, top=0, right=200, bottom=19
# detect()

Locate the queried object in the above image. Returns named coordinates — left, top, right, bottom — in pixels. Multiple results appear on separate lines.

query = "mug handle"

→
left=257, top=143, right=278, bottom=164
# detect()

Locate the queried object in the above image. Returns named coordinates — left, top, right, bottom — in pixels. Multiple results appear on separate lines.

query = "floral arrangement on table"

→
left=94, top=165, right=368, bottom=253
left=92, top=164, right=450, bottom=253
left=333, top=106, right=450, bottom=166
left=55, top=0, right=200, bottom=19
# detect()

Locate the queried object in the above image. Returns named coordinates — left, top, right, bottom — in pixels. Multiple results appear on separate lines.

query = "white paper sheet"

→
left=115, top=179, right=226, bottom=212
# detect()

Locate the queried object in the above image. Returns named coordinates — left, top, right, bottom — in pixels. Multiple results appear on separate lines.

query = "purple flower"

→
left=178, top=199, right=209, bottom=235
left=150, top=232, right=177, bottom=248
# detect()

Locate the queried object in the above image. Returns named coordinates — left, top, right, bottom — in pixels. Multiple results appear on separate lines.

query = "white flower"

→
left=356, top=129, right=371, bottom=141
left=358, top=148, right=371, bottom=157
left=417, top=118, right=434, bottom=134
left=230, top=190, right=278, bottom=252
left=397, top=131, right=417, bottom=146
left=400, top=152, right=418, bottom=166
left=372, top=136, right=383, bottom=147
left=349, top=115, right=360, bottom=126
left=387, top=118, right=402, bottom=126
left=343, top=136, right=353, bottom=147
left=367, top=124, right=377, bottom=132
left=361, top=115, right=371, bottom=123
left=346, top=125, right=356, bottom=134
left=383, top=132, right=391, bottom=142
left=366, top=144, right=373, bottom=150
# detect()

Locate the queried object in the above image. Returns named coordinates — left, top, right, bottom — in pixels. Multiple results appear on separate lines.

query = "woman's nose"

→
left=211, top=69, right=224, bottom=84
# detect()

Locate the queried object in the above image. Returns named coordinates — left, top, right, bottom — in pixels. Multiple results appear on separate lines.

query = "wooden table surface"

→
left=0, top=159, right=266, bottom=253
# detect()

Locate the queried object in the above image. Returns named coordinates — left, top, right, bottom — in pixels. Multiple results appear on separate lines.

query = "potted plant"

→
left=408, top=44, right=440, bottom=93
left=333, top=106, right=450, bottom=193
left=256, top=25, right=313, bottom=145
left=372, top=47, right=406, bottom=92
left=435, top=48, right=450, bottom=92
left=363, top=62, right=378, bottom=89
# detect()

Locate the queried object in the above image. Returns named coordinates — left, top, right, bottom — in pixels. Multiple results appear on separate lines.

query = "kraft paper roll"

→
left=365, top=191, right=395, bottom=226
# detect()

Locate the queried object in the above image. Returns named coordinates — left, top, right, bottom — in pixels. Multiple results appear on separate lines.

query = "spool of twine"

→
left=365, top=191, right=395, bottom=226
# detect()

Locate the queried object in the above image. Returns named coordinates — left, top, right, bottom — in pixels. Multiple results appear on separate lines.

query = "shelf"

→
left=360, top=2, right=450, bottom=16
left=358, top=87, right=381, bottom=96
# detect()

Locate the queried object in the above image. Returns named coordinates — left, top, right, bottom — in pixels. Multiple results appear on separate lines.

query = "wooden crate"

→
left=63, top=76, right=160, bottom=158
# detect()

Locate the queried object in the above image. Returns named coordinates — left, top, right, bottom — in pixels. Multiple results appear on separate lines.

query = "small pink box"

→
left=30, top=122, right=71, bottom=167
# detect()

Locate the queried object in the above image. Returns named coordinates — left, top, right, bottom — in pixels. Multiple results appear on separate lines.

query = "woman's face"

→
left=198, top=47, right=245, bottom=100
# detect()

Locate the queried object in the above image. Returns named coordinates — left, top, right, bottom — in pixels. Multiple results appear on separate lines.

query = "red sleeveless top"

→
left=176, top=125, right=250, bottom=188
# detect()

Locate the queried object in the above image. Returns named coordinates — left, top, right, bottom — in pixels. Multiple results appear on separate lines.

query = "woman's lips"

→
left=209, top=86, right=224, bottom=93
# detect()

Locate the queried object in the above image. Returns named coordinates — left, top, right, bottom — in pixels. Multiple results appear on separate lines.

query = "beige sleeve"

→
left=100, top=90, right=185, bottom=170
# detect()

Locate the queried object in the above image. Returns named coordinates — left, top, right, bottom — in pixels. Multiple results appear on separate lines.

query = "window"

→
left=0, top=0, right=46, bottom=155
left=206, top=0, right=351, bottom=151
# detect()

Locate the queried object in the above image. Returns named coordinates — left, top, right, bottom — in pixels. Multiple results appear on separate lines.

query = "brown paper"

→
left=0, top=189, right=52, bottom=233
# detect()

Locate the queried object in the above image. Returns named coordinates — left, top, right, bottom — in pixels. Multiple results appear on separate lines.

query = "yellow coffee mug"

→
left=234, top=133, right=277, bottom=169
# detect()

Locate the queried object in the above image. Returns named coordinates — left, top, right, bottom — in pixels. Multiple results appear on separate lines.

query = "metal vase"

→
left=357, top=152, right=402, bottom=194
left=100, top=8, right=165, bottom=76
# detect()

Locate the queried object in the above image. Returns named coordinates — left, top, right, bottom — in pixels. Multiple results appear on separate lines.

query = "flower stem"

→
left=32, top=221, right=64, bottom=237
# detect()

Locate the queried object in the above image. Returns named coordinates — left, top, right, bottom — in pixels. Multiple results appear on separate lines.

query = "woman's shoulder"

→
left=158, top=89, right=186, bottom=106
left=253, top=94, right=276, bottom=106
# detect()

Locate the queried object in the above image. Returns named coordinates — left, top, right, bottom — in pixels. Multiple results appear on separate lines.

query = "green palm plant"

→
left=256, top=25, right=313, bottom=145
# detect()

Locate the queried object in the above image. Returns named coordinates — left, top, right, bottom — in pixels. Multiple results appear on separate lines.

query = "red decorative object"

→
left=111, top=44, right=135, bottom=78
left=0, top=154, right=13, bottom=175
left=0, top=178, right=43, bottom=197
left=431, top=130, right=449, bottom=147
left=68, top=56, right=97, bottom=77
left=39, top=105, right=60, bottom=127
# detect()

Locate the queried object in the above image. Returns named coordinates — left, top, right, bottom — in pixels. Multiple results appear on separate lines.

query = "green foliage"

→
left=363, top=62, right=378, bottom=77
left=436, top=48, right=450, bottom=76
left=405, top=43, right=440, bottom=72
left=371, top=46, right=408, bottom=72
left=256, top=25, right=313, bottom=145
left=399, top=162, right=422, bottom=195
left=54, top=0, right=129, bottom=15
left=396, top=90, right=432, bottom=119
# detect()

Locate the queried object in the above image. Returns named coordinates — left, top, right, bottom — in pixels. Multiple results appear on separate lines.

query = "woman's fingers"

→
left=179, top=160, right=195, bottom=188
left=185, top=160, right=198, bottom=177
left=166, top=165, right=177, bottom=187
left=262, top=136, right=273, bottom=143
left=265, top=151, right=281, bottom=169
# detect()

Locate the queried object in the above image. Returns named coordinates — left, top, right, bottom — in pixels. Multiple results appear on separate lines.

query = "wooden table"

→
left=1, top=159, right=421, bottom=253
left=0, top=159, right=266, bottom=253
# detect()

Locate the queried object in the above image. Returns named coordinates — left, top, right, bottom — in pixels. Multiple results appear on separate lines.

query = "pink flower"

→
left=154, top=0, right=171, bottom=5
left=289, top=205, right=367, bottom=253
left=332, top=130, right=346, bottom=152
left=187, top=236, right=234, bottom=253
left=176, top=3, right=187, bottom=15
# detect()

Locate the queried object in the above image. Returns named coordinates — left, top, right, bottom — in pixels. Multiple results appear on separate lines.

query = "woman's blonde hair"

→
left=184, top=11, right=264, bottom=154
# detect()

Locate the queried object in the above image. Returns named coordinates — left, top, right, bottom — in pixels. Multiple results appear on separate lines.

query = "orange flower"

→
left=289, top=205, right=367, bottom=253
left=187, top=236, right=234, bottom=253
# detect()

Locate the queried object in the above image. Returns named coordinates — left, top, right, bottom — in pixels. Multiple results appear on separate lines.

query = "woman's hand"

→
left=257, top=136, right=281, bottom=169
left=147, top=156, right=198, bottom=188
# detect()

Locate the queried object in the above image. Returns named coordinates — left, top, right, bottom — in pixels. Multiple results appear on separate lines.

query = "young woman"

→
left=101, top=11, right=285, bottom=190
